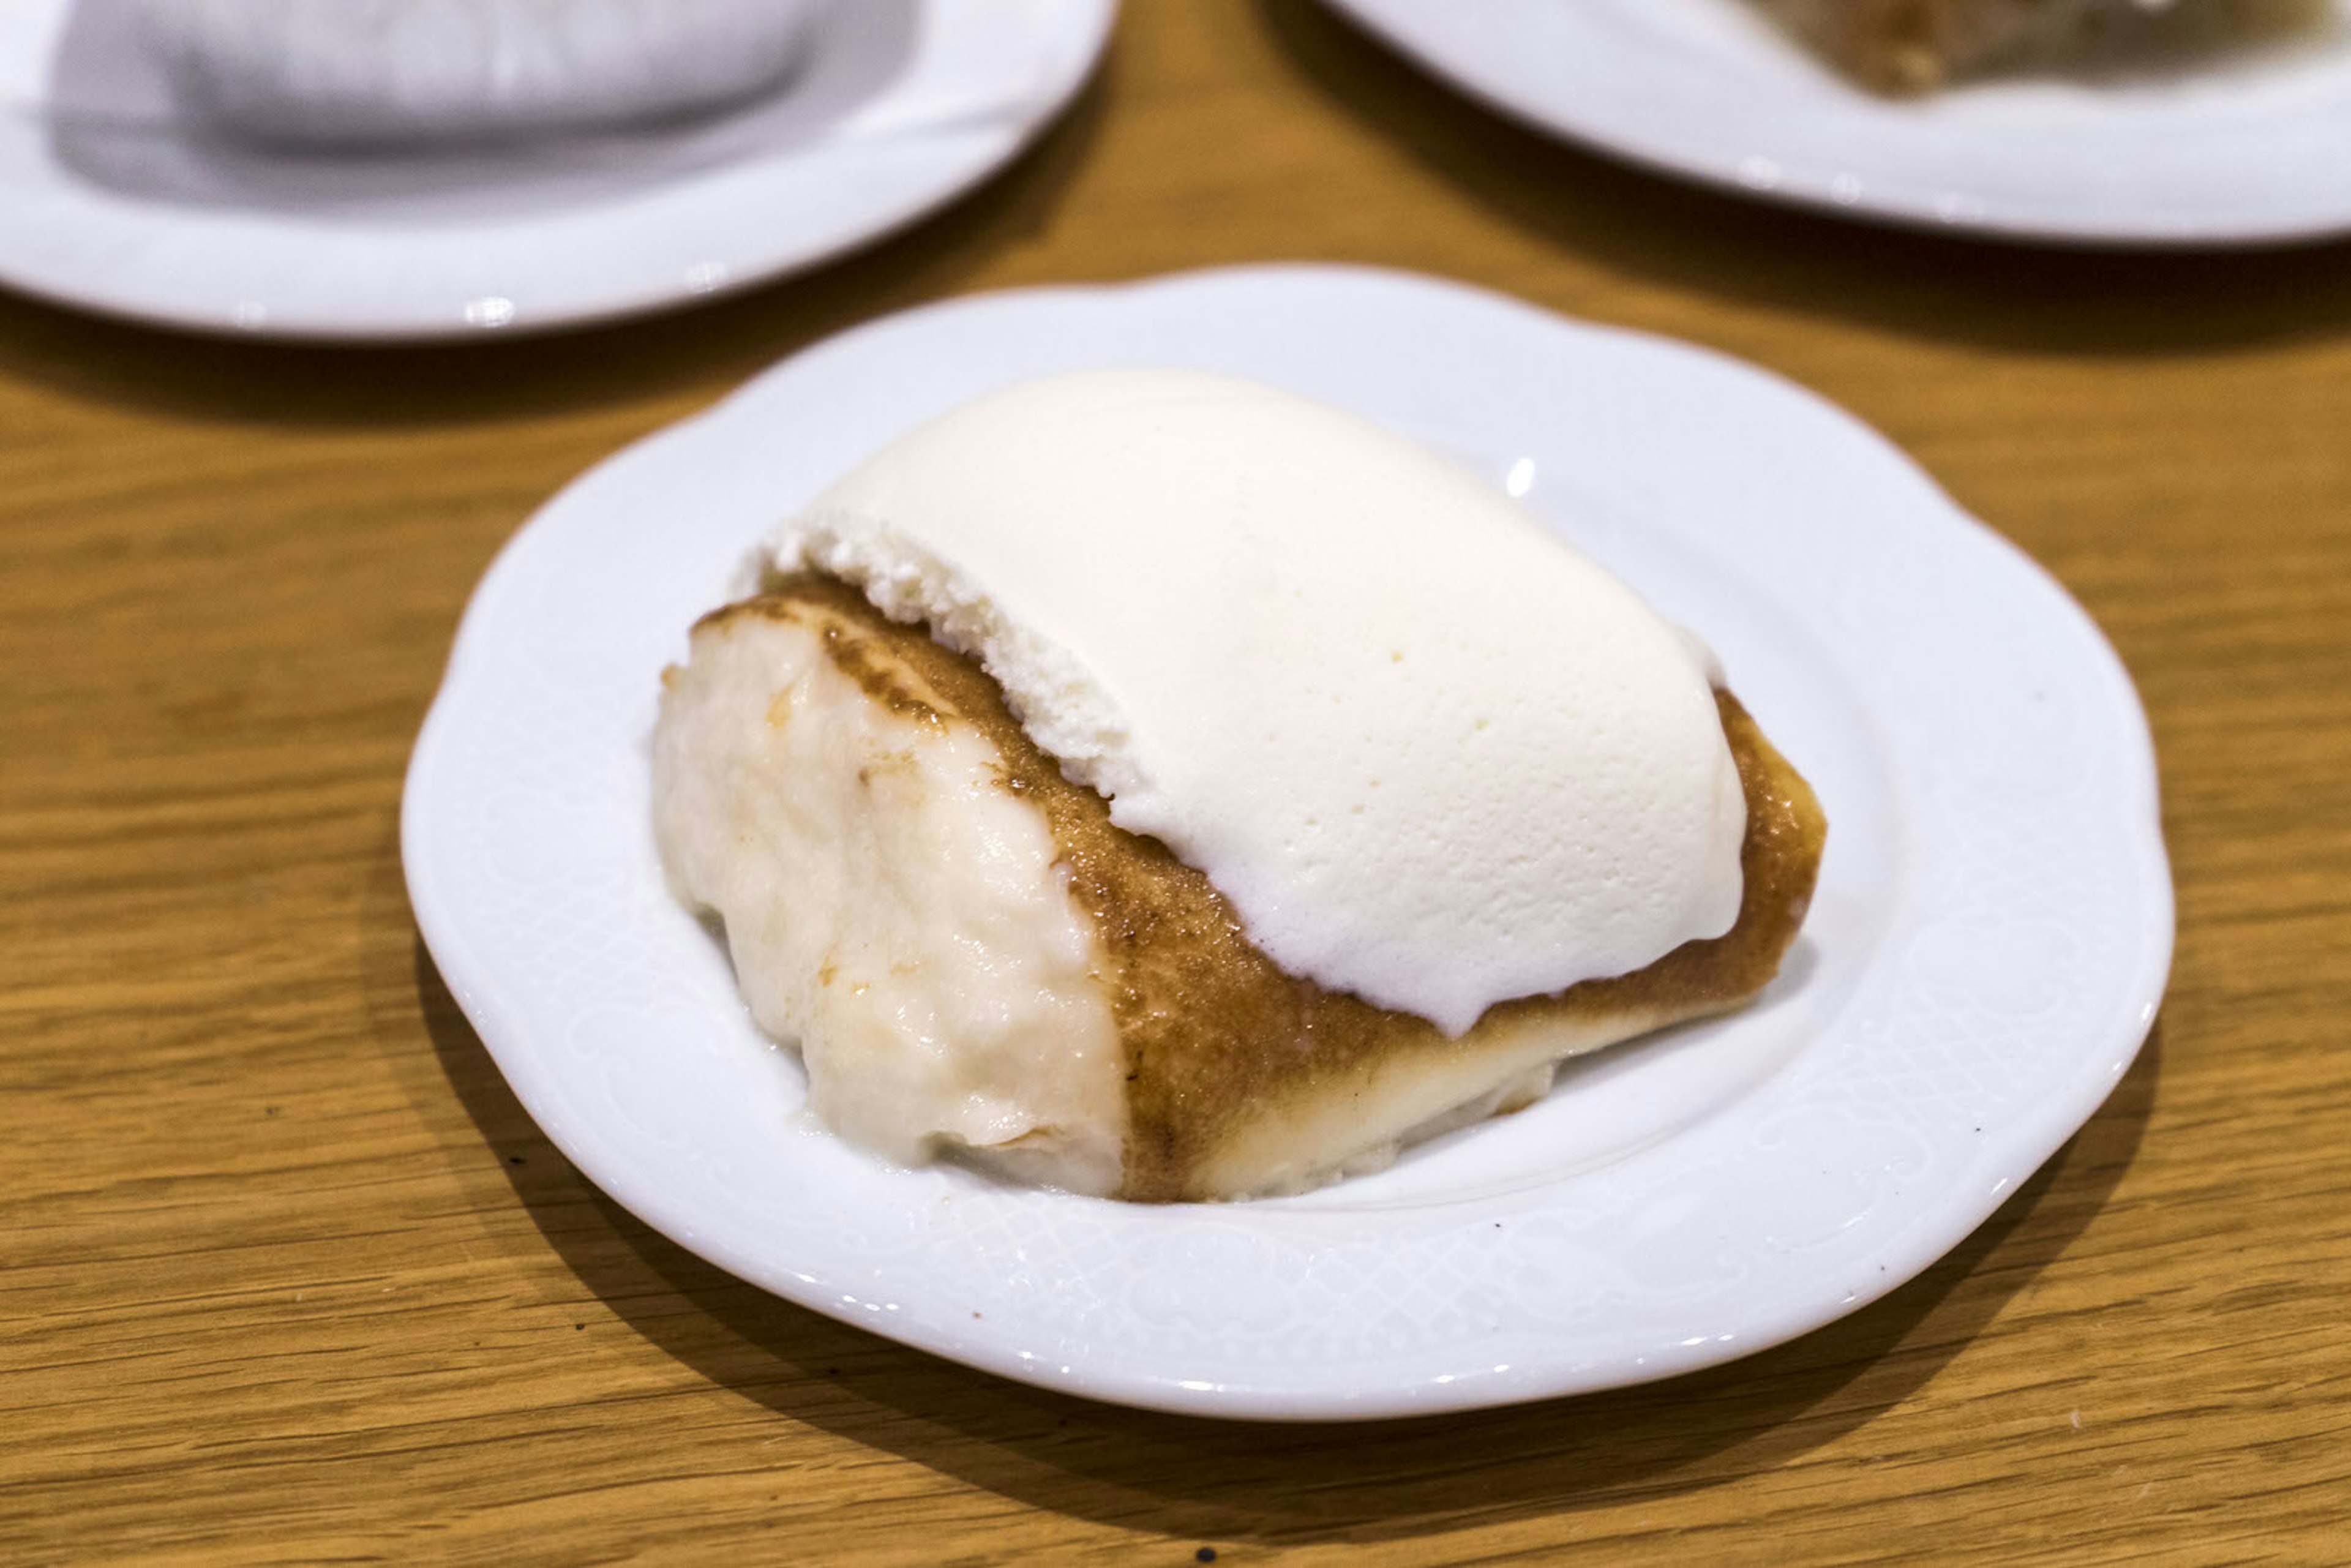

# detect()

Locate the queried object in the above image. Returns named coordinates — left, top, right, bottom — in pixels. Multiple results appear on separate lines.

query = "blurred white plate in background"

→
left=0, top=0, right=1115, bottom=338
left=1323, top=0, right=2351, bottom=246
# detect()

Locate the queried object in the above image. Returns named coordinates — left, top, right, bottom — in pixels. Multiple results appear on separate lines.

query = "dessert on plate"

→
left=135, top=0, right=825, bottom=145
left=651, top=372, right=1826, bottom=1202
left=1753, top=0, right=2328, bottom=92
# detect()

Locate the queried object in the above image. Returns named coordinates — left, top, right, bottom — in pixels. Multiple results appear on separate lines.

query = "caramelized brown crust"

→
left=1756, top=0, right=2328, bottom=93
left=1758, top=0, right=2036, bottom=91
left=710, top=576, right=1826, bottom=1202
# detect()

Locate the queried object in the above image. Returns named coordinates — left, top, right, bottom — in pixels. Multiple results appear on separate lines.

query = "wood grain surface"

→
left=5, top=2, right=2349, bottom=1562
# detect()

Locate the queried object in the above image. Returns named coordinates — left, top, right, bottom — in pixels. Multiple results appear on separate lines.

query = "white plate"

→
left=403, top=264, right=2172, bottom=1420
left=1323, top=0, right=2351, bottom=246
left=0, top=0, right=1114, bottom=339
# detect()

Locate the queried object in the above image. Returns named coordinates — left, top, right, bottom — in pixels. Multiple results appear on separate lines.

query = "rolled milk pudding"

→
left=652, top=372, right=1826, bottom=1200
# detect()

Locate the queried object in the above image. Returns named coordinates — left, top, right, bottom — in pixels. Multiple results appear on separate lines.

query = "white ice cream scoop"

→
left=137, top=0, right=827, bottom=146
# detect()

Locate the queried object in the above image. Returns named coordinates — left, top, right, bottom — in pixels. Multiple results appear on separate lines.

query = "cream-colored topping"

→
left=771, top=370, right=1747, bottom=1035
left=138, top=0, right=819, bottom=144
left=651, top=609, right=1126, bottom=1196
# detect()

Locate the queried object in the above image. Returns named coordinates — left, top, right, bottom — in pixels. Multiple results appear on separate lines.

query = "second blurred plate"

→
left=1322, top=0, right=2351, bottom=246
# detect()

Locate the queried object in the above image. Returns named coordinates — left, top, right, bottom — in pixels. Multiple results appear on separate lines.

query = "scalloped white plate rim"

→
left=404, top=264, right=2172, bottom=1420
left=0, top=0, right=1114, bottom=340
left=1321, top=0, right=2351, bottom=247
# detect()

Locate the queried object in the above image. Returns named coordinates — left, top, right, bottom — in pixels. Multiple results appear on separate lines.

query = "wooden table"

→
left=7, top=2, right=2349, bottom=1561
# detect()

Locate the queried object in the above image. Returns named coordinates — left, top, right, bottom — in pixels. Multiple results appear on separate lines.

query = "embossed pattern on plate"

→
left=403, top=265, right=2172, bottom=1419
